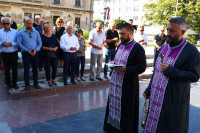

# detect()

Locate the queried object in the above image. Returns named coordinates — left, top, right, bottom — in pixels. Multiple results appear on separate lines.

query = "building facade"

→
left=93, top=0, right=151, bottom=26
left=0, top=0, right=94, bottom=30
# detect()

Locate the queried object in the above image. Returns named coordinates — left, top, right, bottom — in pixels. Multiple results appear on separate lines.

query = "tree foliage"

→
left=114, top=18, right=127, bottom=29
left=143, top=0, right=200, bottom=33
left=93, top=19, right=104, bottom=25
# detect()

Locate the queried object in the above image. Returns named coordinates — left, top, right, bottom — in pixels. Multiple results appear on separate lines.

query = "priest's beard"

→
left=121, top=37, right=130, bottom=44
left=166, top=34, right=180, bottom=46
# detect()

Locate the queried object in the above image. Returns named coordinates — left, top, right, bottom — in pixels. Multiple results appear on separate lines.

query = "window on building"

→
left=75, top=0, right=81, bottom=7
left=75, top=17, right=80, bottom=28
left=54, top=0, right=60, bottom=4
left=133, top=6, right=139, bottom=11
left=53, top=16, right=60, bottom=26
left=24, top=13, right=32, bottom=19
left=133, top=16, right=138, bottom=20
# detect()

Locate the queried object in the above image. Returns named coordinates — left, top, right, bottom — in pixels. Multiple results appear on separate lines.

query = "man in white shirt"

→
left=134, top=26, right=149, bottom=50
left=60, top=23, right=79, bottom=85
left=89, top=22, right=106, bottom=81
left=0, top=17, right=18, bottom=90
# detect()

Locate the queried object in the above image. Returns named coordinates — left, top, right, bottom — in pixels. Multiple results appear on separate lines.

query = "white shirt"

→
left=134, top=32, right=149, bottom=50
left=60, top=33, right=80, bottom=53
left=89, top=29, right=106, bottom=54
left=0, top=28, right=18, bottom=53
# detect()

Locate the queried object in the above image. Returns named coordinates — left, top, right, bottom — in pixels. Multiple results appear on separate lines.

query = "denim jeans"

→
left=104, top=49, right=116, bottom=76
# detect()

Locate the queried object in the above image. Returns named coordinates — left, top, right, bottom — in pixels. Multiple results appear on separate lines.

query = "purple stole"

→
left=144, top=39, right=187, bottom=133
left=108, top=41, right=136, bottom=129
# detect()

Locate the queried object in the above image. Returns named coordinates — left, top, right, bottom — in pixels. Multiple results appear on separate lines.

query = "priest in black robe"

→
left=103, top=23, right=146, bottom=133
left=144, top=17, right=200, bottom=133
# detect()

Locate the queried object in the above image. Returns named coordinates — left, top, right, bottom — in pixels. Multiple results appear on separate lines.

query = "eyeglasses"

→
left=29, top=32, right=32, bottom=38
left=59, top=21, right=63, bottom=23
left=3, top=23, right=9, bottom=25
left=140, top=30, right=144, bottom=31
left=43, top=22, right=49, bottom=26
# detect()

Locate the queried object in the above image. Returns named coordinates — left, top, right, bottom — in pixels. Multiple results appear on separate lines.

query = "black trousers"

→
left=22, top=52, right=39, bottom=86
left=2, top=51, right=18, bottom=86
left=63, top=52, right=77, bottom=82
left=76, top=56, right=85, bottom=77
left=38, top=51, right=44, bottom=69
left=44, top=56, right=58, bottom=81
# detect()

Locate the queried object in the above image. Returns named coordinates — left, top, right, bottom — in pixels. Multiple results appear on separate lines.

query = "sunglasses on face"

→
left=29, top=32, right=32, bottom=38
left=3, top=23, right=10, bottom=25
left=140, top=30, right=144, bottom=31
left=43, top=22, right=49, bottom=26
left=59, top=21, right=63, bottom=23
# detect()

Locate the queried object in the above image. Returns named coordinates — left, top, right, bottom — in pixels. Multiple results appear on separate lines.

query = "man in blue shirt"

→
left=0, top=17, right=18, bottom=90
left=17, top=18, right=42, bottom=91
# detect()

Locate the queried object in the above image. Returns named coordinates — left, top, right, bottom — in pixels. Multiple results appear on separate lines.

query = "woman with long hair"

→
left=53, top=17, right=65, bottom=67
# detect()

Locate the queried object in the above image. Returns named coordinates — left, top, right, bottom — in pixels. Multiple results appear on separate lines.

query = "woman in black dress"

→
left=53, top=17, right=65, bottom=67
left=42, top=23, right=59, bottom=86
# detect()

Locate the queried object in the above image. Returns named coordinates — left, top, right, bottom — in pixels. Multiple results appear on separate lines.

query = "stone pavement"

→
left=0, top=78, right=199, bottom=133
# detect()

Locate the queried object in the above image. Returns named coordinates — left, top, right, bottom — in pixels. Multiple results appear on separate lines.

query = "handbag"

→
left=46, top=51, right=56, bottom=58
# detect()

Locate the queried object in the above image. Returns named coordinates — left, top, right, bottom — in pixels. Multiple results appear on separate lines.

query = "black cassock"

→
left=144, top=41, right=200, bottom=133
left=104, top=42, right=146, bottom=133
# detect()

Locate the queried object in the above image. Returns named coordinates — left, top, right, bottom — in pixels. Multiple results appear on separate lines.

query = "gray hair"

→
left=65, top=21, right=73, bottom=29
left=23, top=16, right=30, bottom=21
left=5, top=13, right=11, bottom=17
left=1, top=17, right=11, bottom=23
left=40, top=19, right=45, bottom=23
left=169, top=16, right=187, bottom=30
left=35, top=15, right=40, bottom=19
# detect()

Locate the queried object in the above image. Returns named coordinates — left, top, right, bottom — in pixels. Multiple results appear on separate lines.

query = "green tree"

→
left=114, top=18, right=127, bottom=29
left=143, top=0, right=200, bottom=33
left=93, top=19, right=104, bottom=27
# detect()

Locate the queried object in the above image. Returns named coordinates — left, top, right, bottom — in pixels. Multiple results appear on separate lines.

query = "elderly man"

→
left=89, top=22, right=106, bottom=81
left=33, top=15, right=40, bottom=28
left=17, top=18, right=42, bottom=91
left=143, top=17, right=200, bottom=133
left=104, top=22, right=119, bottom=79
left=5, top=13, right=17, bottom=30
left=103, top=23, right=146, bottom=133
left=35, top=19, right=45, bottom=36
left=0, top=17, right=18, bottom=90
left=60, top=23, right=79, bottom=85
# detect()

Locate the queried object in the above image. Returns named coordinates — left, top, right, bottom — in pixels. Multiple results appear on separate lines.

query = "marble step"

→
left=0, top=122, right=12, bottom=133
left=15, top=61, right=153, bottom=81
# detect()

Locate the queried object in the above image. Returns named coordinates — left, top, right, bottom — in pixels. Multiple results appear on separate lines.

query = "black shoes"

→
left=90, top=78, right=95, bottom=81
left=64, top=82, right=68, bottom=86
left=104, top=75, right=108, bottom=79
left=6, top=85, right=12, bottom=90
left=12, top=84, right=19, bottom=89
left=34, top=85, right=42, bottom=89
left=96, top=78, right=103, bottom=81
left=71, top=80, right=77, bottom=84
